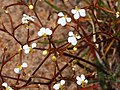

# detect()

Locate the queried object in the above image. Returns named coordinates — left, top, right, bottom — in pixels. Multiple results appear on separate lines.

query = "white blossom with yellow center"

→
left=71, top=6, right=86, bottom=19
left=57, top=12, right=71, bottom=26
left=53, top=80, right=65, bottom=90
left=38, top=27, right=52, bottom=37
left=23, top=43, right=37, bottom=54
left=68, top=31, right=81, bottom=46
left=76, top=74, right=88, bottom=87
left=14, top=62, right=28, bottom=74
left=2, top=82, right=13, bottom=90
left=22, top=14, right=35, bottom=24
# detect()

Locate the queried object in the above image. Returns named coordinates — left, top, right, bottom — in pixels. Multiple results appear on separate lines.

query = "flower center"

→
left=81, top=81, right=86, bottom=88
left=75, top=6, right=79, bottom=11
left=74, top=34, right=78, bottom=38
left=6, top=87, right=10, bottom=90
left=30, top=47, right=33, bottom=53
left=43, top=33, right=47, bottom=37
left=64, top=15, right=67, bottom=19
left=17, top=66, right=22, bottom=70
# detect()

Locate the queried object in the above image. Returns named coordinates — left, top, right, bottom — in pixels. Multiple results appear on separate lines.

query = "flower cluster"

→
left=2, top=82, right=13, bottom=90
left=76, top=74, right=88, bottom=87
left=20, top=4, right=87, bottom=89
left=57, top=6, right=86, bottom=26
left=14, top=62, right=28, bottom=74
left=68, top=31, right=81, bottom=46
left=23, top=43, right=37, bottom=54
left=53, top=80, right=65, bottom=90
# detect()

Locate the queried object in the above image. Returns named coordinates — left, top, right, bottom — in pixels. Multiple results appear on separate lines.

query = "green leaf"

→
left=44, top=0, right=61, bottom=11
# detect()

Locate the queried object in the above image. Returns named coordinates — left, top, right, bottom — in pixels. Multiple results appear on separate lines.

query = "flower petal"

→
left=21, top=62, right=28, bottom=68
left=76, top=76, right=81, bottom=81
left=22, top=17, right=28, bottom=24
left=79, top=9, right=86, bottom=17
left=66, top=17, right=71, bottom=22
left=74, top=12, right=80, bottom=19
left=28, top=17, right=34, bottom=21
left=14, top=68, right=20, bottom=74
left=77, top=80, right=82, bottom=85
left=71, top=9, right=77, bottom=14
left=32, top=43, right=37, bottom=48
left=58, top=12, right=64, bottom=17
left=81, top=74, right=85, bottom=81
left=60, top=80, right=65, bottom=85
left=68, top=31, right=74, bottom=36
left=2, top=82, right=8, bottom=87
left=45, top=28, right=52, bottom=35
left=84, top=79, right=88, bottom=84
left=53, top=83, right=60, bottom=90
left=23, top=14, right=27, bottom=17
left=40, top=27, right=46, bottom=32
left=24, top=48, right=30, bottom=54
left=57, top=17, right=66, bottom=26
left=77, top=35, right=81, bottom=39
left=23, top=45, right=29, bottom=49
left=68, top=37, right=77, bottom=46
left=38, top=30, right=43, bottom=36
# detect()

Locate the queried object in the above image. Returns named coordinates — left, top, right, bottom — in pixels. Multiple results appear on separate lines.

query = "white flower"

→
left=23, top=45, right=30, bottom=54
left=68, top=31, right=81, bottom=46
left=22, top=14, right=35, bottom=24
left=23, top=43, right=37, bottom=54
left=14, top=62, right=28, bottom=74
left=76, top=74, right=88, bottom=87
left=116, top=11, right=120, bottom=18
left=2, top=82, right=13, bottom=90
left=38, top=27, right=52, bottom=37
left=71, top=6, right=86, bottom=19
left=57, top=12, right=71, bottom=26
left=53, top=80, right=65, bottom=90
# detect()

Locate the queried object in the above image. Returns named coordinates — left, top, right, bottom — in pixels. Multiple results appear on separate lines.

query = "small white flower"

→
left=116, top=11, right=120, bottom=18
left=23, top=45, right=30, bottom=54
left=57, top=12, right=71, bottom=26
left=22, top=14, right=35, bottom=24
left=53, top=80, right=65, bottom=90
left=76, top=74, right=88, bottom=87
left=71, top=6, right=86, bottom=19
left=23, top=43, right=37, bottom=54
left=38, top=27, right=52, bottom=37
left=14, top=62, right=28, bottom=74
left=68, top=31, right=81, bottom=46
left=2, top=82, right=13, bottom=90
